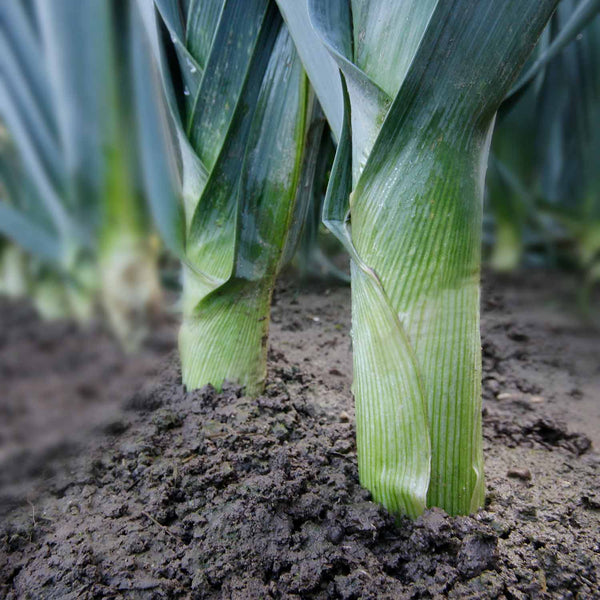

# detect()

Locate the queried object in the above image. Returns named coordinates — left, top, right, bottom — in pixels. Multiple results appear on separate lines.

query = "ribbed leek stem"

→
left=351, top=131, right=490, bottom=516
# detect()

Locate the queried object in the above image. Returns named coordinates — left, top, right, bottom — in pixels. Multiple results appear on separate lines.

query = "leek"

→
left=487, top=0, right=600, bottom=273
left=489, top=1, right=600, bottom=295
left=0, top=0, right=161, bottom=345
left=536, top=3, right=600, bottom=306
left=487, top=93, right=538, bottom=273
left=279, top=0, right=558, bottom=516
left=136, top=0, right=323, bottom=394
left=31, top=268, right=71, bottom=321
left=295, top=136, right=350, bottom=282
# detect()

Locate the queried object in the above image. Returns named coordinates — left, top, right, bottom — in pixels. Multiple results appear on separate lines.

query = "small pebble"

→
left=326, top=525, right=344, bottom=544
left=507, top=468, right=532, bottom=481
left=581, top=494, right=600, bottom=510
left=339, top=411, right=350, bottom=423
left=485, top=378, right=500, bottom=394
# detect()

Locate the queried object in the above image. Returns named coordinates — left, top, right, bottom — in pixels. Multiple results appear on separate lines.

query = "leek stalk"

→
left=279, top=0, right=558, bottom=516
left=536, top=3, right=600, bottom=308
left=136, top=0, right=322, bottom=394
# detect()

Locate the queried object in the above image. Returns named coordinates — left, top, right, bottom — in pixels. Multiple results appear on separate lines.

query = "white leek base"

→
left=490, top=223, right=522, bottom=272
left=179, top=278, right=271, bottom=396
left=100, top=240, right=162, bottom=352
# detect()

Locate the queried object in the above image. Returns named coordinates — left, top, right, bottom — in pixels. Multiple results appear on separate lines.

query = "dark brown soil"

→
left=1, top=271, right=599, bottom=599
left=0, top=297, right=176, bottom=519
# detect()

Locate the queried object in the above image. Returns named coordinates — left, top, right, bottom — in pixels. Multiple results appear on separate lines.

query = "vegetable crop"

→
left=0, top=0, right=161, bottom=347
left=2, top=0, right=598, bottom=522
left=136, top=0, right=326, bottom=394
left=278, top=0, right=559, bottom=516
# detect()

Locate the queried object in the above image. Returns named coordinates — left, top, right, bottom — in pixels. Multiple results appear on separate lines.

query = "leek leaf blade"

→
left=276, top=0, right=344, bottom=140
left=0, top=203, right=60, bottom=263
left=132, top=1, right=186, bottom=259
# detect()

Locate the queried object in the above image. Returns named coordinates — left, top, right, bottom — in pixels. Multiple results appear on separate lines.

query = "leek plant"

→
left=536, top=3, right=600, bottom=307
left=136, top=0, right=324, bottom=394
left=486, top=94, right=538, bottom=273
left=0, top=130, right=85, bottom=318
left=295, top=136, right=350, bottom=283
left=278, top=0, right=558, bottom=517
left=0, top=0, right=161, bottom=346
left=487, top=0, right=600, bottom=273
left=0, top=128, right=72, bottom=314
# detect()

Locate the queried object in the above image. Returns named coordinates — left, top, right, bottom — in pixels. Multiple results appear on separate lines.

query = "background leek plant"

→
left=535, top=2, right=600, bottom=310
left=295, top=135, right=350, bottom=283
left=486, top=0, right=600, bottom=302
left=0, top=134, right=79, bottom=319
left=278, top=0, right=561, bottom=517
left=0, top=0, right=161, bottom=348
left=486, top=93, right=538, bottom=273
left=0, top=127, right=74, bottom=318
left=135, top=0, right=327, bottom=394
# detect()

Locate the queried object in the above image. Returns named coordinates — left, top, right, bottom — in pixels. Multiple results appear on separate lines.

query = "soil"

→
left=1, top=270, right=599, bottom=599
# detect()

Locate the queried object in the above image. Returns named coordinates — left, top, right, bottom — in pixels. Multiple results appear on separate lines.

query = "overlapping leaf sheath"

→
left=279, top=0, right=558, bottom=516
left=138, top=1, right=321, bottom=394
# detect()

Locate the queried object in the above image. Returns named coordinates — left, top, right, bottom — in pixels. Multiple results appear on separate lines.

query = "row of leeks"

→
left=141, top=0, right=579, bottom=516
left=0, top=132, right=76, bottom=318
left=0, top=0, right=161, bottom=349
left=2, top=0, right=597, bottom=519
left=0, top=131, right=31, bottom=302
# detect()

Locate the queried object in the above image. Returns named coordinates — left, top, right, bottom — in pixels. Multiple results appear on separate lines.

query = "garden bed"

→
left=1, top=271, right=599, bottom=599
